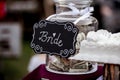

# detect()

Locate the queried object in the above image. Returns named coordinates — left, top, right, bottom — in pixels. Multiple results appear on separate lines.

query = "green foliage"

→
left=0, top=41, right=34, bottom=80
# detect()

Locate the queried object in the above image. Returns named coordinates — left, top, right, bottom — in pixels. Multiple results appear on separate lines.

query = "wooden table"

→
left=104, top=64, right=120, bottom=80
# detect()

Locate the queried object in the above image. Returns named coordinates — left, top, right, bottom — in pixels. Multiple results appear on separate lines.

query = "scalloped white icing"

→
left=83, top=29, right=120, bottom=47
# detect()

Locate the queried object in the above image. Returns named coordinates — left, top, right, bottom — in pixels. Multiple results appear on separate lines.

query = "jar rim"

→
left=54, top=0, right=93, bottom=5
left=47, top=14, right=97, bottom=25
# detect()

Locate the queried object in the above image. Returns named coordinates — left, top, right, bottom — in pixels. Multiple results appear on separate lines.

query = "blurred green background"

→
left=0, top=41, right=34, bottom=80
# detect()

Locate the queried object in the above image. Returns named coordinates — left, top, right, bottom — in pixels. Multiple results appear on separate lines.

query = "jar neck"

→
left=54, top=0, right=93, bottom=13
left=54, top=1, right=94, bottom=18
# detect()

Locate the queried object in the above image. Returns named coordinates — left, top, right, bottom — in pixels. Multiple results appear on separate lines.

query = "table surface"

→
left=23, top=64, right=103, bottom=80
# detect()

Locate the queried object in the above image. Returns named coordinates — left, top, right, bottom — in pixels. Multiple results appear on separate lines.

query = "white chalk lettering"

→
left=39, top=31, right=48, bottom=42
left=39, top=31, right=63, bottom=47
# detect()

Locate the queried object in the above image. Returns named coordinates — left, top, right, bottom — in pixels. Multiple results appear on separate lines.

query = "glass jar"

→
left=46, top=0, right=98, bottom=73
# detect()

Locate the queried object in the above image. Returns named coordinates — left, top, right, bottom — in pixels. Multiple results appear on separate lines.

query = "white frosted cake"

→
left=70, top=30, right=120, bottom=64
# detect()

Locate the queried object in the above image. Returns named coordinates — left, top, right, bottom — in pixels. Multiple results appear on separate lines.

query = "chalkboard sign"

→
left=31, top=20, right=79, bottom=58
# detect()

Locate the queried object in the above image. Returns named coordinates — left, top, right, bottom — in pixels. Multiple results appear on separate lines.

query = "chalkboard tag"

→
left=31, top=20, right=79, bottom=58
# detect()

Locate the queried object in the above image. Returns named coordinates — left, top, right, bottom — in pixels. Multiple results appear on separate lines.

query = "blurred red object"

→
left=0, top=1, right=6, bottom=19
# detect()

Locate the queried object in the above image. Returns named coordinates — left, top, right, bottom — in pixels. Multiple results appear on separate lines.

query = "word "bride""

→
left=39, top=31, right=63, bottom=47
